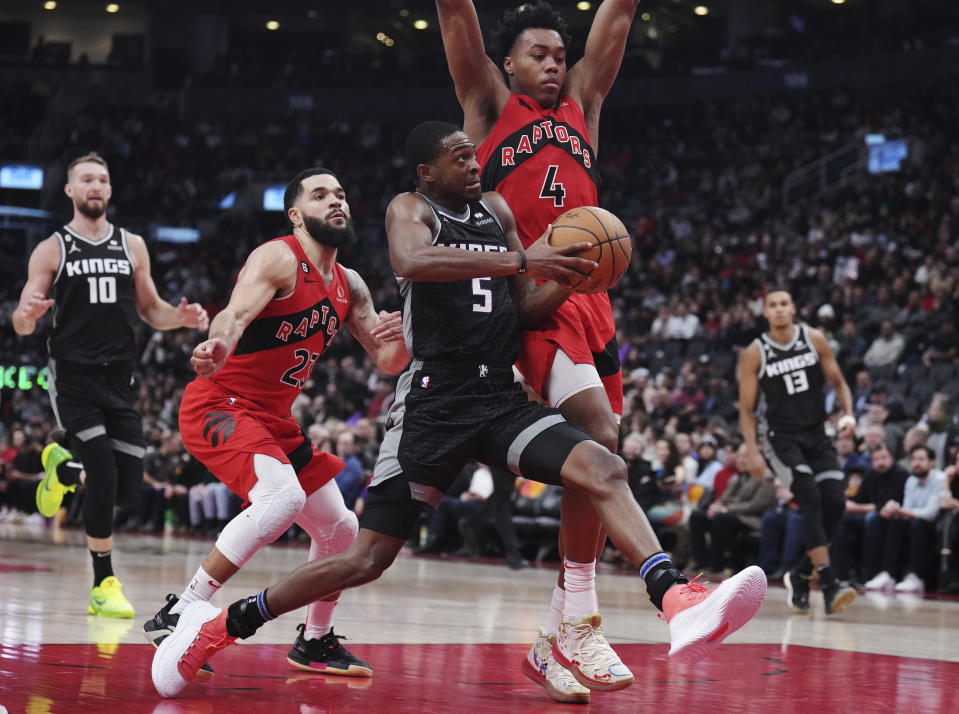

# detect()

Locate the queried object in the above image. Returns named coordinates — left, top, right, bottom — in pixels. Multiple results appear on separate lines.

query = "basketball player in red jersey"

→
left=142, top=168, right=409, bottom=678
left=437, top=0, right=643, bottom=701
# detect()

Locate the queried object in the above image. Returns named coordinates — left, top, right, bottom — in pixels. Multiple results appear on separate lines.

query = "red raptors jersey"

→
left=210, top=235, right=351, bottom=415
left=477, top=94, right=599, bottom=248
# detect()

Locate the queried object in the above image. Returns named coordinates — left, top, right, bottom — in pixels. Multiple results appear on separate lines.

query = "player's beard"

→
left=77, top=198, right=108, bottom=219
left=303, top=214, right=357, bottom=248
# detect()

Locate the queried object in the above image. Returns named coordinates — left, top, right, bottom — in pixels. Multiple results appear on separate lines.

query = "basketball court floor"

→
left=1, top=522, right=956, bottom=714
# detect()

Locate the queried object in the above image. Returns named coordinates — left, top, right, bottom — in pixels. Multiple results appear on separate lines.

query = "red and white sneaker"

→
left=664, top=566, right=767, bottom=665
left=550, top=614, right=634, bottom=692
left=152, top=601, right=237, bottom=698
left=521, top=628, right=590, bottom=704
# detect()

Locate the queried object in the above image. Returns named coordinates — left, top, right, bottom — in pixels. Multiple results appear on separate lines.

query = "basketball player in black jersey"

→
left=13, top=153, right=208, bottom=617
left=739, top=289, right=857, bottom=615
left=152, top=122, right=768, bottom=700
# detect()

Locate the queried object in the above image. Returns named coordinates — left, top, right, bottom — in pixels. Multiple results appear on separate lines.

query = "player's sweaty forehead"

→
left=442, top=132, right=474, bottom=155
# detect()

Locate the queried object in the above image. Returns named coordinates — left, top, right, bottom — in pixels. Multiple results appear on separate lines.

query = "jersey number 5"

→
left=540, top=165, right=566, bottom=207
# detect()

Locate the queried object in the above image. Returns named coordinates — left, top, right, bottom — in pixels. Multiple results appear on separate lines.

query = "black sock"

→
left=816, top=564, right=837, bottom=588
left=795, top=555, right=813, bottom=579
left=640, top=552, right=688, bottom=611
left=57, top=460, right=82, bottom=487
left=226, top=591, right=274, bottom=639
left=91, top=549, right=113, bottom=586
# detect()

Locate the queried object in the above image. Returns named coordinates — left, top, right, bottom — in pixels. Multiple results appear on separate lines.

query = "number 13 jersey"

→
left=211, top=234, right=351, bottom=415
left=756, top=324, right=826, bottom=433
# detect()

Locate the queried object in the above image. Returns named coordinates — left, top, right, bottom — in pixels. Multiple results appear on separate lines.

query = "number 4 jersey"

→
left=209, top=234, right=351, bottom=416
left=755, top=324, right=827, bottom=432
left=48, top=224, right=140, bottom=364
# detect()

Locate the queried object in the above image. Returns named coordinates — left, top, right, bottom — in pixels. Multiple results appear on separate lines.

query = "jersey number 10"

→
left=87, top=276, right=117, bottom=304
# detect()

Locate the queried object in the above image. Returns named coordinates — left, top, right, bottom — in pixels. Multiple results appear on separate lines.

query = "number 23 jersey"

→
left=210, top=234, right=351, bottom=415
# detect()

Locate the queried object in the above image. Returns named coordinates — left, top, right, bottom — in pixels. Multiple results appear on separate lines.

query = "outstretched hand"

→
left=177, top=297, right=210, bottom=331
left=19, top=292, right=55, bottom=322
left=191, top=338, right=229, bottom=377
left=524, top=225, right=597, bottom=288
left=370, top=311, right=404, bottom=343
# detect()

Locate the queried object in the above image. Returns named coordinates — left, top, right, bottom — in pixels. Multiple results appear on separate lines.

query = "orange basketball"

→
left=547, top=206, right=632, bottom=294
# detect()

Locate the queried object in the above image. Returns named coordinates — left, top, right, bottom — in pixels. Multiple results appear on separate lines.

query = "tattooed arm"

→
left=344, top=268, right=410, bottom=375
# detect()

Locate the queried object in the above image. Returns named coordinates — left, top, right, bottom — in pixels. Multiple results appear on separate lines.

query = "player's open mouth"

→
left=466, top=181, right=481, bottom=190
left=327, top=211, right=346, bottom=221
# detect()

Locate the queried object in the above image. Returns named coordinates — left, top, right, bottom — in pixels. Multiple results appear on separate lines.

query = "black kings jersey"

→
left=48, top=224, right=140, bottom=364
left=755, top=324, right=826, bottom=432
left=398, top=194, right=519, bottom=365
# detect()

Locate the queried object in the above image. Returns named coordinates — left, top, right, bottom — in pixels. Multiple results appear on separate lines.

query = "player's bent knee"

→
left=255, top=484, right=306, bottom=540
left=561, top=441, right=626, bottom=495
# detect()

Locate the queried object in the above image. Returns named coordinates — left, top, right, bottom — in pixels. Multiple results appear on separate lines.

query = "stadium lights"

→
left=105, top=3, right=119, bottom=12
left=376, top=32, right=395, bottom=47
left=641, top=12, right=651, bottom=21
left=399, top=9, right=410, bottom=17
left=43, top=1, right=57, bottom=10
left=576, top=2, right=592, bottom=10
left=694, top=5, right=709, bottom=15
left=413, top=19, right=429, bottom=30
left=266, top=20, right=280, bottom=30
left=831, top=0, right=846, bottom=4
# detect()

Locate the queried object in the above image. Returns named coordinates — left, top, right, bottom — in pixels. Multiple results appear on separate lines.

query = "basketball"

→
left=547, top=206, right=633, bottom=294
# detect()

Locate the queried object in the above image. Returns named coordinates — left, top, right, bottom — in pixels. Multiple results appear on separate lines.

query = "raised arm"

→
left=566, top=0, right=641, bottom=140
left=127, top=233, right=209, bottom=332
left=12, top=235, right=59, bottom=336
left=737, top=342, right=766, bottom=477
left=810, top=328, right=853, bottom=418
left=190, top=242, right=294, bottom=377
left=385, top=192, right=593, bottom=286
left=435, top=0, right=510, bottom=143
left=343, top=268, right=410, bottom=376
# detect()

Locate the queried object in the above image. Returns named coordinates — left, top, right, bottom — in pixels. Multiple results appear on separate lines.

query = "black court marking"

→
left=38, top=661, right=109, bottom=669
left=761, top=669, right=789, bottom=676
left=655, top=678, right=720, bottom=684
left=763, top=656, right=786, bottom=663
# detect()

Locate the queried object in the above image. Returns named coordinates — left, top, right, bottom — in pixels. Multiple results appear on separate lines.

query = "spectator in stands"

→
left=691, top=435, right=724, bottom=492
left=864, top=320, right=906, bottom=369
left=137, top=431, right=189, bottom=532
left=938, top=449, right=959, bottom=594
left=333, top=430, right=366, bottom=512
left=831, top=443, right=909, bottom=584
left=837, top=319, right=867, bottom=364
left=920, top=393, right=957, bottom=469
left=687, top=445, right=774, bottom=575
left=664, top=301, right=701, bottom=341
left=416, top=463, right=492, bottom=555
left=837, top=434, right=869, bottom=474
left=759, top=480, right=805, bottom=581
left=862, top=445, right=946, bottom=592
left=674, top=432, right=699, bottom=482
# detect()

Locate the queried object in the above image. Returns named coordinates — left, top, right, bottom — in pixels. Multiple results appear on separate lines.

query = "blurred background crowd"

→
left=1, top=0, right=958, bottom=596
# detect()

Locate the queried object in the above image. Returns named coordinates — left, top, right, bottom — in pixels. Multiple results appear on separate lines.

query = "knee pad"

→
left=215, top=456, right=305, bottom=567
left=308, top=511, right=359, bottom=558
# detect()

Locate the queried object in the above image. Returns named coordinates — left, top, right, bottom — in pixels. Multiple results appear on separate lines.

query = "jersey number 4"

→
left=281, top=348, right=321, bottom=388
left=539, top=165, right=566, bottom=207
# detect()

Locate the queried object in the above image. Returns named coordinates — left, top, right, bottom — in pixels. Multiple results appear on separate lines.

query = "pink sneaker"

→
left=152, top=601, right=236, bottom=697
left=663, top=566, right=767, bottom=664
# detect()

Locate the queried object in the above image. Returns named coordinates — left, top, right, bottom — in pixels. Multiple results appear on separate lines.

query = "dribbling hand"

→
left=370, top=311, right=404, bottom=343
left=191, top=338, right=229, bottom=377
left=18, top=292, right=55, bottom=322
left=524, top=225, right=597, bottom=288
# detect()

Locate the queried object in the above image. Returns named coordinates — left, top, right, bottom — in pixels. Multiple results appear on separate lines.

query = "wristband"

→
left=517, top=249, right=527, bottom=274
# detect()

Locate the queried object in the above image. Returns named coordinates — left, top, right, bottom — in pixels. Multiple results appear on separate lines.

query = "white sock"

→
left=562, top=559, right=598, bottom=620
left=544, top=585, right=565, bottom=636
left=305, top=599, right=337, bottom=640
left=171, top=566, right=222, bottom=615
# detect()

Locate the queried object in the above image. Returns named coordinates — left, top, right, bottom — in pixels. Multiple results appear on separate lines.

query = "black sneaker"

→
left=143, top=593, right=215, bottom=678
left=822, top=582, right=857, bottom=615
left=287, top=624, right=373, bottom=677
left=783, top=570, right=810, bottom=613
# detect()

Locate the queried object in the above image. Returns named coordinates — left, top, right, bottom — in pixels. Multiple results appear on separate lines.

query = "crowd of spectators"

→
left=1, top=61, right=959, bottom=593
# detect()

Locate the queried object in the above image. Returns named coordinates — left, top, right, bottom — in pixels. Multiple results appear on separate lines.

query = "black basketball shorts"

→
left=360, top=360, right=591, bottom=539
left=47, top=358, right=145, bottom=456
left=762, top=425, right=842, bottom=486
